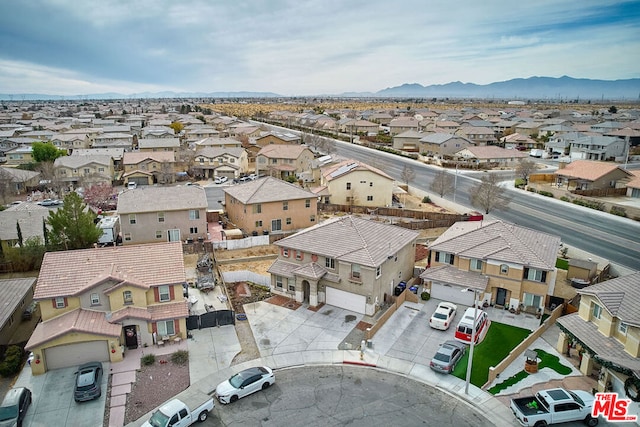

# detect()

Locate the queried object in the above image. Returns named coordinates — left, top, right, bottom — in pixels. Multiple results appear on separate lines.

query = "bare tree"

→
left=400, top=164, right=416, bottom=186
left=515, top=159, right=537, bottom=185
left=430, top=169, right=455, bottom=197
left=470, top=173, right=509, bottom=214
left=303, top=132, right=336, bottom=156
left=175, top=148, right=196, bottom=175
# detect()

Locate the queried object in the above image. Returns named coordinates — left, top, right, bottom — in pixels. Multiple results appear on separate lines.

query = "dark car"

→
left=0, top=387, right=31, bottom=427
left=430, top=340, right=466, bottom=374
left=394, top=281, right=407, bottom=296
left=74, top=362, right=103, bottom=402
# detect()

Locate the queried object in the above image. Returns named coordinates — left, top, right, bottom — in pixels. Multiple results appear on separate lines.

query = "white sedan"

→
left=215, top=366, right=275, bottom=404
left=429, top=302, right=458, bottom=330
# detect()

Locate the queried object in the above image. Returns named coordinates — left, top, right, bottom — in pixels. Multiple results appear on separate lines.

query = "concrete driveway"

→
left=12, top=363, right=107, bottom=427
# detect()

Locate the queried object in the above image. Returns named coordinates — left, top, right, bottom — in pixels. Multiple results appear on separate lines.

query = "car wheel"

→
left=198, top=410, right=208, bottom=422
left=262, top=382, right=271, bottom=390
left=584, top=415, right=598, bottom=427
left=230, top=395, right=238, bottom=403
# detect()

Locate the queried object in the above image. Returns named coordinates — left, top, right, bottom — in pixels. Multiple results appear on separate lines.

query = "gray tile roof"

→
left=275, top=216, right=419, bottom=267
left=223, top=176, right=316, bottom=204
left=54, top=154, right=111, bottom=168
left=0, top=277, right=36, bottom=327
left=117, top=185, right=208, bottom=214
left=420, top=264, right=488, bottom=291
left=0, top=203, right=50, bottom=241
left=429, top=220, right=560, bottom=270
left=578, top=272, right=640, bottom=327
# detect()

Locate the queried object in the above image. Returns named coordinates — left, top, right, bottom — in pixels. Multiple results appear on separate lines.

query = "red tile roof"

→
left=148, top=301, right=189, bottom=321
left=110, top=306, right=152, bottom=323
left=554, top=160, right=631, bottom=181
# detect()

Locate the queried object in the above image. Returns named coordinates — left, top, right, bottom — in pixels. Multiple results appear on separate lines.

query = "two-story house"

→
left=255, top=144, right=315, bottom=180
left=54, top=154, right=114, bottom=187
left=0, top=278, right=37, bottom=347
left=137, top=137, right=181, bottom=153
left=223, top=176, right=317, bottom=236
left=117, top=185, right=208, bottom=245
left=255, top=131, right=301, bottom=147
left=556, top=272, right=640, bottom=415
left=92, top=132, right=134, bottom=150
left=0, top=203, right=50, bottom=251
left=318, top=159, right=394, bottom=207
left=25, top=242, right=188, bottom=374
left=268, top=215, right=419, bottom=315
left=122, top=151, right=176, bottom=186
left=193, top=146, right=248, bottom=180
left=422, top=220, right=560, bottom=311
left=419, top=133, right=473, bottom=158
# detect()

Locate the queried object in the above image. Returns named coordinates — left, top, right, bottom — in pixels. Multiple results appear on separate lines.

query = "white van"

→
left=127, top=181, right=137, bottom=190
left=454, top=307, right=490, bottom=344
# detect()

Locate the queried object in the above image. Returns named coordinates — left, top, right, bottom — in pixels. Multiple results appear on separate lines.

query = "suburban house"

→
left=452, top=145, right=528, bottom=168
left=455, top=126, right=497, bottom=145
left=569, top=135, right=627, bottom=161
left=419, top=133, right=473, bottom=158
left=0, top=278, right=37, bottom=347
left=318, top=159, right=394, bottom=207
left=255, top=131, right=301, bottom=146
left=137, top=137, right=180, bottom=153
left=0, top=203, right=50, bottom=250
left=193, top=137, right=242, bottom=150
left=389, top=116, right=420, bottom=136
left=192, top=146, right=248, bottom=180
left=514, top=121, right=541, bottom=137
left=627, top=171, right=640, bottom=198
left=556, top=272, right=640, bottom=416
left=122, top=151, right=176, bottom=186
left=392, top=130, right=424, bottom=151
left=54, top=154, right=114, bottom=187
left=25, top=242, right=188, bottom=374
left=72, top=148, right=125, bottom=171
left=501, top=132, right=538, bottom=150
left=255, top=144, right=315, bottom=180
left=51, top=133, right=90, bottom=153
left=341, top=119, right=380, bottom=135
left=267, top=215, right=419, bottom=315
left=223, top=176, right=318, bottom=236
left=554, top=160, right=634, bottom=191
left=92, top=132, right=134, bottom=150
left=421, top=220, right=560, bottom=312
left=0, top=167, right=40, bottom=194
left=4, top=146, right=34, bottom=166
left=117, top=185, right=208, bottom=245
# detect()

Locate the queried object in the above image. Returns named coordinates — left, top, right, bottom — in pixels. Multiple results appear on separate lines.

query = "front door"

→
left=496, top=288, right=507, bottom=307
left=302, top=280, right=310, bottom=303
left=124, top=325, right=138, bottom=349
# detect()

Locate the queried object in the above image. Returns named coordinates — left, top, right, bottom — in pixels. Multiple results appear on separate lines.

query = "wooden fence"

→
left=572, top=188, right=627, bottom=197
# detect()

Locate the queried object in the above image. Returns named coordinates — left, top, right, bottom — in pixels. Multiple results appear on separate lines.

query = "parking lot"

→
left=10, top=364, right=108, bottom=427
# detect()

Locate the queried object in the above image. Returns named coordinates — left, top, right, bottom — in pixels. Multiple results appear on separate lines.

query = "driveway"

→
left=11, top=364, right=107, bottom=427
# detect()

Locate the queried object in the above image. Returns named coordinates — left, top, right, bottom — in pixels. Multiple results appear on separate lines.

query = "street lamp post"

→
left=462, top=288, right=480, bottom=395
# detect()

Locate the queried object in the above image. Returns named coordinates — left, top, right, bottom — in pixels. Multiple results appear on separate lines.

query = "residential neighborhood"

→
left=0, top=98, right=638, bottom=427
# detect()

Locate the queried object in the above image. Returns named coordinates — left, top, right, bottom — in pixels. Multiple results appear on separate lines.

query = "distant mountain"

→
left=0, top=91, right=282, bottom=101
left=375, top=76, right=640, bottom=100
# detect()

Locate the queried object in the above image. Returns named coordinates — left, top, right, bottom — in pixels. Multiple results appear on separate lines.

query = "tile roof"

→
left=257, top=144, right=310, bottom=159
left=194, top=146, right=245, bottom=159
left=429, top=220, right=560, bottom=270
left=35, top=242, right=185, bottom=299
left=456, top=146, right=528, bottom=159
left=223, top=176, right=316, bottom=204
left=117, top=185, right=208, bottom=214
left=0, top=203, right=50, bottom=241
left=555, top=160, right=632, bottom=181
left=275, top=216, right=419, bottom=267
left=0, top=277, right=36, bottom=327
left=123, top=151, right=175, bottom=164
left=25, top=308, right=121, bottom=350
left=109, top=306, right=151, bottom=323
left=420, top=264, right=489, bottom=291
left=148, top=301, right=189, bottom=321
left=321, top=159, right=392, bottom=181
left=577, top=272, right=640, bottom=327
left=54, top=154, right=111, bottom=168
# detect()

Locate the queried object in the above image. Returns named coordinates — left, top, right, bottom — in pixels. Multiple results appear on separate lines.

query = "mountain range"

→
left=1, top=76, right=639, bottom=101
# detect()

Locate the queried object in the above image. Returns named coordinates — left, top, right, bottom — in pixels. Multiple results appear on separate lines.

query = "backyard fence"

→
left=221, top=270, right=271, bottom=287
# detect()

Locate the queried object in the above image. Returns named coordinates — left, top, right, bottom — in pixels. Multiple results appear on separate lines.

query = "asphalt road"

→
left=205, top=365, right=491, bottom=427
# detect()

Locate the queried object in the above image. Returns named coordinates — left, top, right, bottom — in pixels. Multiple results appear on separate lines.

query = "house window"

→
left=272, top=219, right=282, bottom=231
left=124, top=233, right=132, bottom=241
left=523, top=293, right=542, bottom=309
left=55, top=297, right=66, bottom=309
left=276, top=276, right=283, bottom=288
left=435, top=251, right=454, bottom=265
left=295, top=251, right=303, bottom=261
left=129, top=214, right=137, bottom=225
left=158, top=285, right=170, bottom=302
left=524, top=268, right=547, bottom=283
left=90, top=293, right=100, bottom=305
left=255, top=220, right=263, bottom=227
left=346, top=182, right=351, bottom=190
left=351, top=264, right=361, bottom=280
left=367, top=196, right=373, bottom=201
left=618, top=322, right=628, bottom=335
left=253, top=204, right=262, bottom=214
left=156, top=320, right=175, bottom=337
left=310, top=215, right=315, bottom=222
left=283, top=248, right=289, bottom=257
left=98, top=167, right=104, bottom=172
left=286, top=217, right=291, bottom=225
left=325, top=258, right=335, bottom=269
left=288, top=278, right=295, bottom=292
left=369, top=182, right=373, bottom=187
left=158, top=212, right=165, bottom=223
left=156, top=230, right=163, bottom=239
left=500, top=264, right=509, bottom=275
left=189, top=210, right=199, bottom=220
left=84, top=168, right=90, bottom=175
left=470, top=259, right=483, bottom=271
left=376, top=266, right=381, bottom=278
left=305, top=199, right=310, bottom=208
left=592, top=303, right=602, bottom=320
left=283, top=201, right=288, bottom=211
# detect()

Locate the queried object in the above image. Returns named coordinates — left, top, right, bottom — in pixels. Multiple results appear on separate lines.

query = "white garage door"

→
left=45, top=341, right=109, bottom=370
left=326, top=287, right=366, bottom=314
left=430, top=282, right=475, bottom=306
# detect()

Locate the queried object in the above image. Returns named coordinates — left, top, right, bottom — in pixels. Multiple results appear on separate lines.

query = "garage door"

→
left=430, top=282, right=475, bottom=306
left=326, top=287, right=366, bottom=314
left=45, top=341, right=109, bottom=370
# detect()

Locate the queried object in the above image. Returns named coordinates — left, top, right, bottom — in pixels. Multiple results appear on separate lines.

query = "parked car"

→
left=127, top=181, right=137, bottom=190
left=214, top=176, right=228, bottom=184
left=215, top=366, right=275, bottom=404
left=394, top=281, right=407, bottom=296
left=510, top=388, right=598, bottom=427
left=429, top=302, right=457, bottom=330
left=0, top=387, right=31, bottom=427
left=142, top=392, right=214, bottom=427
left=430, top=340, right=466, bottom=374
left=37, top=199, right=60, bottom=206
left=74, top=362, right=103, bottom=402
left=238, top=176, right=252, bottom=183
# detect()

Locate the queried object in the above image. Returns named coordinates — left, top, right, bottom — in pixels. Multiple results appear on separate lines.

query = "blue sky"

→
left=0, top=0, right=638, bottom=96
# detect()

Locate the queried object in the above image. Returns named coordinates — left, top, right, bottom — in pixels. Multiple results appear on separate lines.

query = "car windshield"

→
left=148, top=409, right=170, bottom=427
left=433, top=313, right=448, bottom=320
left=229, top=372, right=245, bottom=388
left=76, top=371, right=96, bottom=390
left=433, top=352, right=451, bottom=363
left=0, top=405, right=18, bottom=421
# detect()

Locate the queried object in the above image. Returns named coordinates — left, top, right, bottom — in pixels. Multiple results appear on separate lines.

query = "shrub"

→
left=514, top=178, right=526, bottom=188
left=560, top=196, right=571, bottom=202
left=610, top=206, right=627, bottom=217
left=422, top=196, right=431, bottom=203
left=527, top=187, right=536, bottom=193
left=421, top=291, right=430, bottom=301
left=141, top=354, right=156, bottom=366
left=171, top=350, right=189, bottom=366
left=572, top=198, right=605, bottom=211
left=0, top=345, right=25, bottom=377
left=537, top=191, right=554, bottom=198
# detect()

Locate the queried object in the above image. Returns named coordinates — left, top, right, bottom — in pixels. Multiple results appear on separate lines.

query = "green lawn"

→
left=452, top=321, right=531, bottom=387
left=556, top=258, right=569, bottom=270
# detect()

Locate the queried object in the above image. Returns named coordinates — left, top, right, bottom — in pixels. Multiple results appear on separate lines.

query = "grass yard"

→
left=452, top=321, right=531, bottom=387
left=556, top=258, right=569, bottom=270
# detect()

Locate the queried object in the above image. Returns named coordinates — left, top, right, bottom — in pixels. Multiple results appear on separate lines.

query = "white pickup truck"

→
left=141, top=390, right=214, bottom=427
left=510, top=388, right=598, bottom=427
